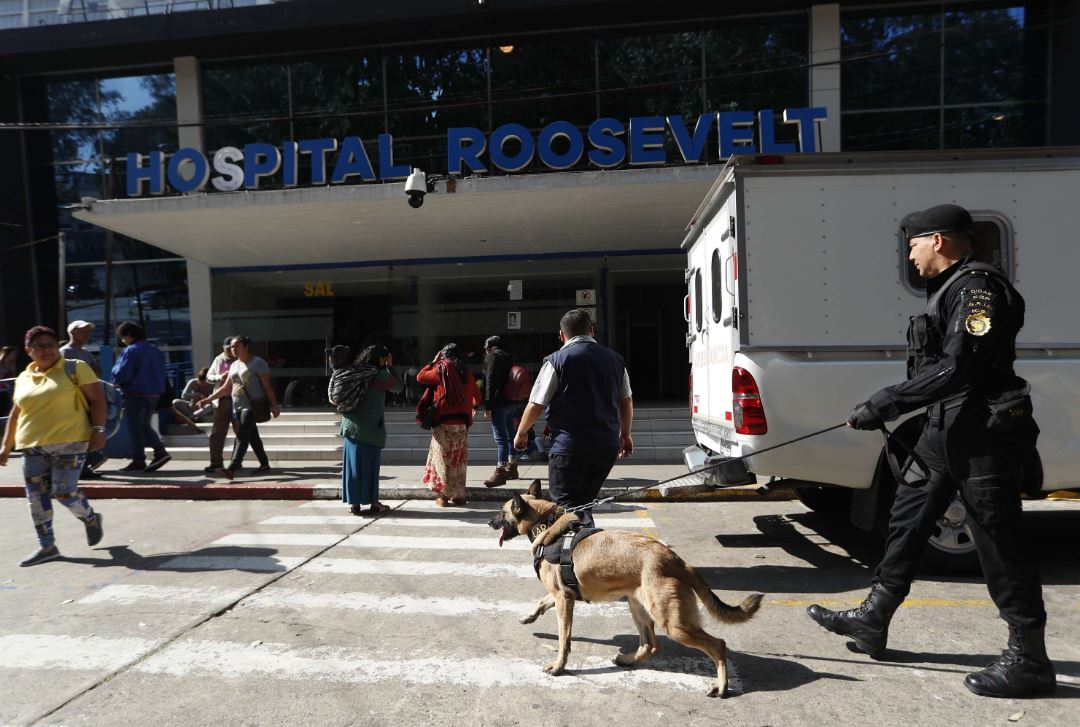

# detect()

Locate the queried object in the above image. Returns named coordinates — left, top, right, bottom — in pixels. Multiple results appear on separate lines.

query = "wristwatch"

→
left=91, top=425, right=106, bottom=433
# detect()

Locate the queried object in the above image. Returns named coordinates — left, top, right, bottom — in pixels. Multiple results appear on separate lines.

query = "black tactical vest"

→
left=905, top=261, right=1022, bottom=389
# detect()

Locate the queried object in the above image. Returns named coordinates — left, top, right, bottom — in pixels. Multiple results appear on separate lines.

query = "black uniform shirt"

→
left=869, top=256, right=1024, bottom=422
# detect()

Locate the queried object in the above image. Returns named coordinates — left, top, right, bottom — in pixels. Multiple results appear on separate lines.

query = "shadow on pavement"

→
left=532, top=631, right=858, bottom=695
left=57, top=544, right=301, bottom=574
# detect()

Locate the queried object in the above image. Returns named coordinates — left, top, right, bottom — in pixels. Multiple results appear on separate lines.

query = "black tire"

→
left=795, top=487, right=853, bottom=519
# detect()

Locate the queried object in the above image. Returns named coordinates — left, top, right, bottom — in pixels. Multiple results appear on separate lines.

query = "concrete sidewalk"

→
left=0, top=459, right=794, bottom=502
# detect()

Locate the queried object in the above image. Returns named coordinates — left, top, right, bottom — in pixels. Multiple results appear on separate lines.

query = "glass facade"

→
left=841, top=2, right=1049, bottom=150
left=211, top=254, right=688, bottom=405
left=22, top=69, right=190, bottom=362
left=8, top=3, right=1064, bottom=396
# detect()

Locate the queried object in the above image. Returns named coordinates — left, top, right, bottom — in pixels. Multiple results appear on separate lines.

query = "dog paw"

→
left=519, top=614, right=539, bottom=625
left=613, top=654, right=635, bottom=667
left=543, top=662, right=565, bottom=676
left=706, top=685, right=729, bottom=699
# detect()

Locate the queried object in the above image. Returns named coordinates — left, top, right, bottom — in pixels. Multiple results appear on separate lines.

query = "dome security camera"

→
left=405, top=169, right=426, bottom=208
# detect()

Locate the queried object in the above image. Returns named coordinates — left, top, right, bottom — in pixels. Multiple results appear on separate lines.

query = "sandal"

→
left=365, top=502, right=391, bottom=514
left=434, top=496, right=449, bottom=507
left=450, top=497, right=468, bottom=506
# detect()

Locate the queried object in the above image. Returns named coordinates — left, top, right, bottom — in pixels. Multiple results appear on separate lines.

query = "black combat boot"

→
left=806, top=583, right=903, bottom=659
left=964, top=626, right=1056, bottom=698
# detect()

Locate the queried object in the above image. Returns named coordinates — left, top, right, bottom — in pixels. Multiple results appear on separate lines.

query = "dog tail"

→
left=687, top=566, right=763, bottom=625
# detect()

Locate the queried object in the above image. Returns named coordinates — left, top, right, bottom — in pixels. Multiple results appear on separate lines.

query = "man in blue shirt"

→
left=514, top=309, right=633, bottom=526
left=111, top=320, right=170, bottom=472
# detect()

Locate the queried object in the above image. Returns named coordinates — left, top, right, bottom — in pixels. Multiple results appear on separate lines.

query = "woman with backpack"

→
left=0, top=326, right=106, bottom=566
left=417, top=343, right=482, bottom=507
left=336, top=344, right=401, bottom=515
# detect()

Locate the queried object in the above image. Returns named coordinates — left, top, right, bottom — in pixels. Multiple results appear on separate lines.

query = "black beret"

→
left=900, top=204, right=974, bottom=240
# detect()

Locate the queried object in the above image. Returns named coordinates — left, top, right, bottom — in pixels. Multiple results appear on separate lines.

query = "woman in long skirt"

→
left=417, top=343, right=482, bottom=506
left=339, top=345, right=402, bottom=515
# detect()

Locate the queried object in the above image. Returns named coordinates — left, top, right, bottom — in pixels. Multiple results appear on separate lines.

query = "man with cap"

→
left=61, top=321, right=107, bottom=477
left=806, top=204, right=1055, bottom=698
left=60, top=321, right=100, bottom=376
left=204, top=336, right=237, bottom=474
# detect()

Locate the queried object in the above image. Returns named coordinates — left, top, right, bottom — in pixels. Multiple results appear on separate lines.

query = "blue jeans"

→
left=124, top=395, right=166, bottom=464
left=489, top=401, right=518, bottom=464
left=22, top=447, right=96, bottom=548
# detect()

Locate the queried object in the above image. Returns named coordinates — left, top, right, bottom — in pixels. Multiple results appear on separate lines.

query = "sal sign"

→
left=126, top=108, right=826, bottom=196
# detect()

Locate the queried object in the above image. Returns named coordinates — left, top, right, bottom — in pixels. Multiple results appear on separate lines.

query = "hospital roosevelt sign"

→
left=125, top=108, right=827, bottom=197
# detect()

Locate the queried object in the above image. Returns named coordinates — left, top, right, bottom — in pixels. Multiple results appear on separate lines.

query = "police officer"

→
left=806, top=204, right=1055, bottom=698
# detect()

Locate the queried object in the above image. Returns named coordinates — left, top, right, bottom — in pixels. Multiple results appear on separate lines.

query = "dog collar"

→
left=527, top=511, right=563, bottom=543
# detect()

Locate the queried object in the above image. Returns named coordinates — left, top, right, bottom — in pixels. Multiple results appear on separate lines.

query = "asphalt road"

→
left=0, top=495, right=1077, bottom=727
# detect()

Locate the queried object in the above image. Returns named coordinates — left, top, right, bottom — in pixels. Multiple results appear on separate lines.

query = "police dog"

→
left=489, top=480, right=763, bottom=698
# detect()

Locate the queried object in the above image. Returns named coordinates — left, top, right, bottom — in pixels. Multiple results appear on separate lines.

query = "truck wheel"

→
left=795, top=487, right=853, bottom=519
left=919, top=495, right=981, bottom=574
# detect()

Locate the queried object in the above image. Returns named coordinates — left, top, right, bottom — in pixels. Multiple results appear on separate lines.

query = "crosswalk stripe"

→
left=79, top=585, right=247, bottom=607
left=376, top=516, right=656, bottom=529
left=132, top=639, right=712, bottom=691
left=341, top=534, right=531, bottom=551
left=261, top=516, right=366, bottom=525
left=298, top=500, right=649, bottom=513
left=243, top=588, right=626, bottom=617
left=156, top=555, right=306, bottom=572
left=0, top=634, right=158, bottom=670
left=212, top=533, right=344, bottom=547
left=266, top=515, right=655, bottom=529
left=78, top=584, right=625, bottom=618
left=300, top=558, right=535, bottom=579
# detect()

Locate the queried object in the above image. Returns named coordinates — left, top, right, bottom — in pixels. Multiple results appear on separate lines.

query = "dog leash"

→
left=559, top=422, right=848, bottom=515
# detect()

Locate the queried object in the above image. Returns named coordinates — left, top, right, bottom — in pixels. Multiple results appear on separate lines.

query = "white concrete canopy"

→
left=72, top=166, right=719, bottom=270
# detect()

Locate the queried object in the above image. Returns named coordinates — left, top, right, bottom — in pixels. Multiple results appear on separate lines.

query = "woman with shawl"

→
left=417, top=343, right=482, bottom=506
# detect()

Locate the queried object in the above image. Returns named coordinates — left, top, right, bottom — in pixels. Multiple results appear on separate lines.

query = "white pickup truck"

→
left=681, top=148, right=1080, bottom=570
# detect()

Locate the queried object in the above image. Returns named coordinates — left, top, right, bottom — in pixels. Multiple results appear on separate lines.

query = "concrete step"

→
left=163, top=431, right=694, bottom=449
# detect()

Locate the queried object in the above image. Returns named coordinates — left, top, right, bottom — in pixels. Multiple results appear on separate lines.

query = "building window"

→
left=841, top=3, right=1049, bottom=151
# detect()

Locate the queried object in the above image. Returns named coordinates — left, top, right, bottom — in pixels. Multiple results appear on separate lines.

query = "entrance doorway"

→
left=614, top=281, right=687, bottom=402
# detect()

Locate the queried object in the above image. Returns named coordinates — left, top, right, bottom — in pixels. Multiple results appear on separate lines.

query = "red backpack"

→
left=501, top=365, right=533, bottom=402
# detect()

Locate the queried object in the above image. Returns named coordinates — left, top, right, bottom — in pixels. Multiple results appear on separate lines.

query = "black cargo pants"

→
left=873, top=400, right=1046, bottom=630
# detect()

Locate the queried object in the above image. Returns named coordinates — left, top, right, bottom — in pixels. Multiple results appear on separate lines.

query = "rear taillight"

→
left=732, top=366, right=767, bottom=435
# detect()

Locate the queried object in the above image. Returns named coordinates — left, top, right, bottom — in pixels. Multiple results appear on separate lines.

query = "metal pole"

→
left=57, top=232, right=66, bottom=333
left=102, top=160, right=115, bottom=354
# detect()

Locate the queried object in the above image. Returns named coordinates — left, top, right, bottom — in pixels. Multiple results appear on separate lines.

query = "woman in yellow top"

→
left=0, top=326, right=107, bottom=566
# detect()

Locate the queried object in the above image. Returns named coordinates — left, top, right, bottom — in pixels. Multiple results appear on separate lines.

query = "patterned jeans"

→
left=22, top=444, right=97, bottom=549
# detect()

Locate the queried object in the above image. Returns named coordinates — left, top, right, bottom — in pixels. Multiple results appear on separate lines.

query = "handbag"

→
left=501, top=365, right=533, bottom=402
left=250, top=396, right=272, bottom=424
left=415, top=386, right=437, bottom=430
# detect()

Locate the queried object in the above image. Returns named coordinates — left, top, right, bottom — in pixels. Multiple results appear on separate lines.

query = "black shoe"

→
left=964, top=627, right=1057, bottom=698
left=204, top=465, right=223, bottom=474
left=807, top=584, right=903, bottom=659
left=88, top=455, right=109, bottom=472
left=85, top=513, right=104, bottom=547
left=349, top=504, right=364, bottom=516
left=145, top=452, right=171, bottom=472
left=20, top=545, right=61, bottom=567
left=80, top=468, right=103, bottom=480
left=118, top=461, right=146, bottom=473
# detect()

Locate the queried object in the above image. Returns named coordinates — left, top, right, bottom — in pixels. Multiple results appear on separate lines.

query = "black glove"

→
left=848, top=401, right=884, bottom=430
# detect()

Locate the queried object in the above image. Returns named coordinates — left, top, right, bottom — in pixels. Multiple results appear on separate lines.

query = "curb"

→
left=1, top=482, right=797, bottom=502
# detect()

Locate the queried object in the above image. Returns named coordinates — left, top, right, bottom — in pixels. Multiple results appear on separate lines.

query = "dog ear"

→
left=511, top=492, right=528, bottom=518
left=526, top=479, right=542, bottom=498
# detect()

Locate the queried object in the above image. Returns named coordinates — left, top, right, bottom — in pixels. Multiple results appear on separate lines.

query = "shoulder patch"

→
left=961, top=285, right=996, bottom=325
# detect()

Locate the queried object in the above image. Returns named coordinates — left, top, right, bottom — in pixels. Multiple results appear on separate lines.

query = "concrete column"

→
left=175, top=57, right=210, bottom=368
left=810, top=4, right=841, bottom=152
left=187, top=259, right=213, bottom=370
left=174, top=56, right=204, bottom=154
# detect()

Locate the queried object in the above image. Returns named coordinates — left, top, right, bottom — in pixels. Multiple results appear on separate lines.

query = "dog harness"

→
left=530, top=523, right=603, bottom=601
